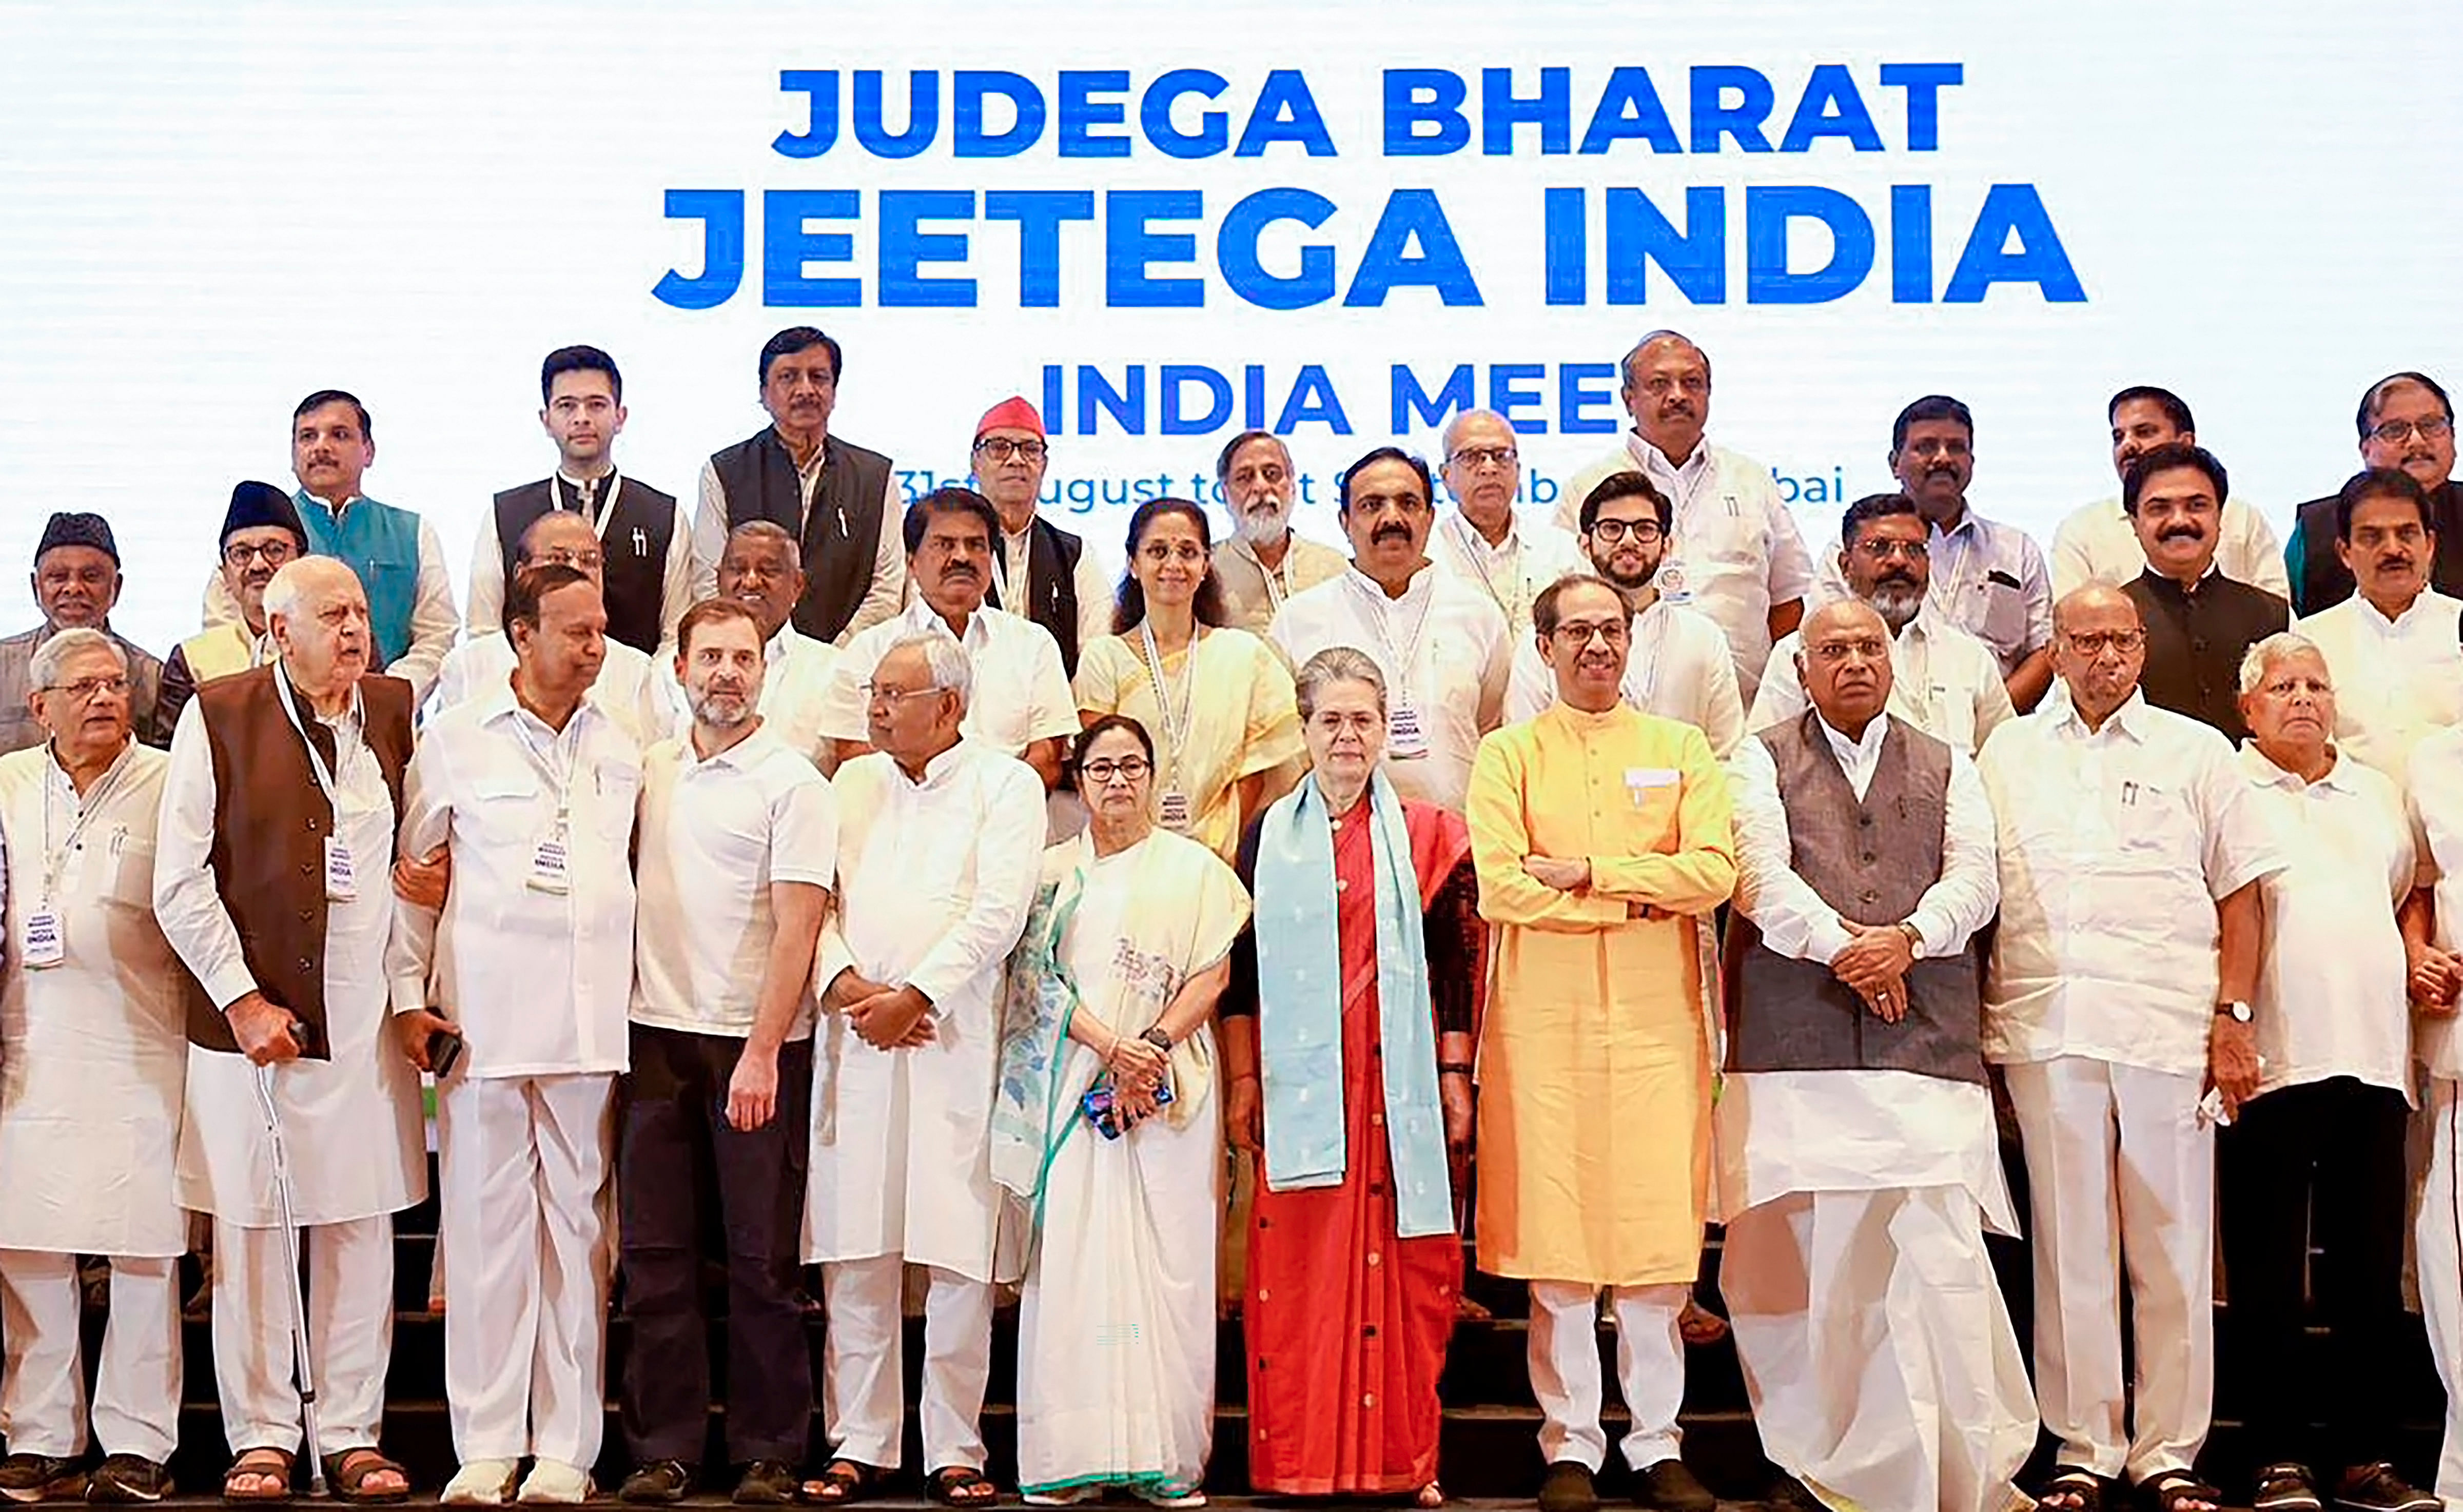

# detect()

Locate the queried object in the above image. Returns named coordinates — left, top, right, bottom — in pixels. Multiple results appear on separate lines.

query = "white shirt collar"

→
left=2239, top=738, right=2355, bottom=794
left=2056, top=686, right=2152, bottom=743
left=2354, top=591, right=2429, bottom=633
left=1342, top=561, right=1434, bottom=610
left=902, top=594, right=991, bottom=651
left=1816, top=711, right=1889, bottom=768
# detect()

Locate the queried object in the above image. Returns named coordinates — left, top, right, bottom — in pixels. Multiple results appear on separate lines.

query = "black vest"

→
left=987, top=515, right=1090, bottom=676
left=2291, top=480, right=2463, bottom=614
left=492, top=474, right=677, bottom=653
left=710, top=428, right=893, bottom=644
left=2121, top=568, right=2289, bottom=745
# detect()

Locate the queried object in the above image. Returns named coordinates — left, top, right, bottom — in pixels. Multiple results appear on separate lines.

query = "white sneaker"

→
left=440, top=1460, right=519, bottom=1506
left=517, top=1460, right=592, bottom=1505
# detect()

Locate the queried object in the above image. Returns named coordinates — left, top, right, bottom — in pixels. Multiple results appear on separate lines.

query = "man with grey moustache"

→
left=1209, top=430, right=1346, bottom=636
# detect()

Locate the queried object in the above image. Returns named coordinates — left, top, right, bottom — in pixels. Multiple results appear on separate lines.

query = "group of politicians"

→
left=0, top=324, right=2459, bottom=1512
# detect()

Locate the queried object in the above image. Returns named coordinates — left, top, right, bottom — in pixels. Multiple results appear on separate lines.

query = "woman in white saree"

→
left=994, top=715, right=1252, bottom=1506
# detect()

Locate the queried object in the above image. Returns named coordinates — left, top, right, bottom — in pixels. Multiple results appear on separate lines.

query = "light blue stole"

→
left=1253, top=772, right=1453, bottom=1239
left=989, top=871, right=1085, bottom=1219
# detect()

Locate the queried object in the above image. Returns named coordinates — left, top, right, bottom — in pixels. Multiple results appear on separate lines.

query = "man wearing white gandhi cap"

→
left=155, top=556, right=426, bottom=1504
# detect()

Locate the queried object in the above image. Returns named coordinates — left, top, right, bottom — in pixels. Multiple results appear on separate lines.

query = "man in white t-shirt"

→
left=1555, top=331, right=1815, bottom=705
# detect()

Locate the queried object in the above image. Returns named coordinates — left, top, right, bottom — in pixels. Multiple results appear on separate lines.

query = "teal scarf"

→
left=989, top=872, right=1084, bottom=1216
left=1253, top=773, right=1452, bottom=1239
left=293, top=490, right=423, bottom=669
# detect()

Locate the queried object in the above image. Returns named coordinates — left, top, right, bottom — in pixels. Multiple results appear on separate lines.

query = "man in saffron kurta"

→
left=1468, top=575, right=1736, bottom=1512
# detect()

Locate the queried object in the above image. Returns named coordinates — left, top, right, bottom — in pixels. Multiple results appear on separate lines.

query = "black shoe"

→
left=1632, top=1460, right=1714, bottom=1512
left=618, top=1461, right=695, bottom=1505
left=735, top=1462, right=800, bottom=1505
left=2254, top=1462, right=2321, bottom=1512
left=85, top=1456, right=170, bottom=1505
left=2334, top=1463, right=2438, bottom=1512
left=1537, top=1462, right=1599, bottom=1512
left=0, top=1456, right=83, bottom=1504
left=1763, top=1472, right=1824, bottom=1511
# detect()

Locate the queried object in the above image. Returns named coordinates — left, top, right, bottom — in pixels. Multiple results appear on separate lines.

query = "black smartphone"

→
left=426, top=1027, right=465, bottom=1078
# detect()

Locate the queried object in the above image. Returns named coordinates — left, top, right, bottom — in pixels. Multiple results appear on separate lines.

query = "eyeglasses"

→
left=1852, top=539, right=1930, bottom=562
left=42, top=676, right=129, bottom=702
left=974, top=437, right=1048, bottom=463
left=536, top=548, right=605, bottom=572
left=1587, top=518, right=1663, bottom=544
left=1081, top=756, right=1151, bottom=784
left=862, top=682, right=944, bottom=707
left=224, top=541, right=297, bottom=567
left=2369, top=416, right=2455, bottom=445
left=1551, top=619, right=1630, bottom=647
left=1806, top=638, right=1889, bottom=664
left=2063, top=629, right=2146, bottom=657
left=1448, top=445, right=1518, bottom=470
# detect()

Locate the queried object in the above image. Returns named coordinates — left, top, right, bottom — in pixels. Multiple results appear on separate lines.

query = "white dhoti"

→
left=0, top=1252, right=180, bottom=1461
left=2417, top=1077, right=2463, bottom=1509
left=1715, top=1070, right=2034, bottom=1512
left=820, top=1257, right=993, bottom=1473
left=436, top=1072, right=614, bottom=1466
left=2002, top=1055, right=2212, bottom=1483
left=1527, top=1280, right=1689, bottom=1472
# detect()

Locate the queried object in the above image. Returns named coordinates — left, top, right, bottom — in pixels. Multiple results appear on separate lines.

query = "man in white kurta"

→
left=1273, top=447, right=1510, bottom=814
left=1503, top=469, right=1742, bottom=753
left=2401, top=725, right=2463, bottom=1510
left=1429, top=409, right=1586, bottom=638
left=1975, top=586, right=2280, bottom=1512
left=805, top=636, right=1042, bottom=1493
left=1719, top=601, right=2031, bottom=1512
left=2049, top=385, right=2287, bottom=601
left=1554, top=332, right=1815, bottom=705
left=431, top=511, right=674, bottom=752
left=2294, top=468, right=2463, bottom=784
left=0, top=632, right=185, bottom=1501
left=819, top=490, right=1077, bottom=790
left=1753, top=494, right=2015, bottom=754
left=157, top=558, right=426, bottom=1500
left=386, top=570, right=641, bottom=1504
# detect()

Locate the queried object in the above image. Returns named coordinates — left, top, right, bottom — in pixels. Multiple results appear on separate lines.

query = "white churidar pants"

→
left=1723, top=1187, right=2037, bottom=1512
left=0, top=1252, right=181, bottom=1461
left=1526, top=1280, right=1688, bottom=1472
left=211, top=1213, right=394, bottom=1455
left=2003, top=1055, right=2212, bottom=1483
left=436, top=1073, right=614, bottom=1467
left=821, top=1257, right=994, bottom=1474
left=2414, top=1077, right=2463, bottom=1510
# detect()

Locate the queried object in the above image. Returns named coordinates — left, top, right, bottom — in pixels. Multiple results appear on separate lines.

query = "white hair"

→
left=2238, top=630, right=2329, bottom=697
left=1293, top=646, right=1385, bottom=718
left=263, top=555, right=359, bottom=625
left=29, top=627, right=124, bottom=691
left=883, top=632, right=972, bottom=712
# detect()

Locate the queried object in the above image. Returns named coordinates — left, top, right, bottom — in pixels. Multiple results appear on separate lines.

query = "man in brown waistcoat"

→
left=154, top=556, right=428, bottom=1503
left=692, top=327, right=905, bottom=646
left=1715, top=598, right=2034, bottom=1512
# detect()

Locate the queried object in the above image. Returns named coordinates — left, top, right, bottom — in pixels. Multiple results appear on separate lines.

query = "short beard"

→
left=1236, top=504, right=1292, bottom=547
left=691, top=691, right=754, bottom=729
left=1863, top=582, right=1924, bottom=634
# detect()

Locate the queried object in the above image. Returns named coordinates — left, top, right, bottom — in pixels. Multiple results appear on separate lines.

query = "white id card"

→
left=527, top=833, right=571, bottom=894
left=21, top=909, right=63, bottom=969
left=323, top=836, right=357, bottom=901
left=1157, top=789, right=1193, bottom=831
left=1387, top=702, right=1431, bottom=759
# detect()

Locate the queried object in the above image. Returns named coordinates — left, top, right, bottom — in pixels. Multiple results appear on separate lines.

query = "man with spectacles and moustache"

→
left=1430, top=409, right=1584, bottom=638
left=469, top=346, right=703, bottom=660
left=1975, top=586, right=2282, bottom=1512
left=1272, top=447, right=1511, bottom=814
left=1753, top=494, right=2015, bottom=755
left=0, top=514, right=169, bottom=756
left=2287, top=371, right=2463, bottom=613
left=967, top=397, right=1111, bottom=677
left=1209, top=430, right=1346, bottom=636
left=2118, top=442, right=2288, bottom=746
left=1554, top=331, right=1815, bottom=708
left=161, top=484, right=307, bottom=730
left=1504, top=473, right=1742, bottom=754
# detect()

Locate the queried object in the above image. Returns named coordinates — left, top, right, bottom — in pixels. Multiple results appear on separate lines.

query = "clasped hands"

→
left=1524, top=853, right=1665, bottom=921
left=1828, top=923, right=1915, bottom=1024
left=825, top=970, right=936, bottom=1050
left=1104, top=1030, right=1169, bottom=1129
left=2411, top=942, right=2463, bottom=1017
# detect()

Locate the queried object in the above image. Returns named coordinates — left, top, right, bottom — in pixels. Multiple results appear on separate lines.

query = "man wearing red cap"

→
left=970, top=397, right=1111, bottom=677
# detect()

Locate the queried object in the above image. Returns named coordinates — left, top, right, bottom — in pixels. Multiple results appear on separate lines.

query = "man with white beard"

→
left=1752, top=494, right=2015, bottom=755
left=1209, top=431, right=1346, bottom=636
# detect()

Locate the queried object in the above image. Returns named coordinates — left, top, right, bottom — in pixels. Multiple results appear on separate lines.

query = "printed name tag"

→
left=21, top=909, right=64, bottom=969
left=1626, top=768, right=1679, bottom=788
left=527, top=833, right=571, bottom=895
left=1387, top=702, right=1431, bottom=759
left=323, top=837, right=358, bottom=901
left=1157, top=789, right=1193, bottom=831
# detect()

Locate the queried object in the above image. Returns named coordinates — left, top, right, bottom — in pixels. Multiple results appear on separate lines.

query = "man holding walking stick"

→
left=157, top=557, right=427, bottom=1504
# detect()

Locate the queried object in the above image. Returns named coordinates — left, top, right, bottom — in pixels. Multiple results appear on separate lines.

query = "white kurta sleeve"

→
left=2195, top=736, right=2289, bottom=899
left=815, top=633, right=878, bottom=744
left=1968, top=639, right=2019, bottom=747
left=2016, top=536, right=2054, bottom=661
left=391, top=517, right=462, bottom=706
left=152, top=702, right=257, bottom=1010
left=202, top=565, right=241, bottom=631
left=841, top=474, right=910, bottom=645
left=1076, top=542, right=1117, bottom=654
left=1504, top=638, right=1551, bottom=723
left=1727, top=736, right=1854, bottom=964
left=1695, top=628, right=1747, bottom=756
left=1758, top=483, right=1817, bottom=610
left=1475, top=616, right=1511, bottom=735
left=1903, top=748, right=2001, bottom=955
left=691, top=459, right=730, bottom=593
left=902, top=762, right=1044, bottom=1009
left=1021, top=630, right=1081, bottom=745
left=660, top=500, right=708, bottom=660
left=2231, top=503, right=2291, bottom=601
left=464, top=517, right=506, bottom=643
left=383, top=737, right=455, bottom=1015
left=1745, top=634, right=1807, bottom=735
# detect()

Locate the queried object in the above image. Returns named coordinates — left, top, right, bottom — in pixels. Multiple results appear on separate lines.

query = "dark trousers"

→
left=619, top=1024, right=814, bottom=1466
left=2217, top=1074, right=2409, bottom=1472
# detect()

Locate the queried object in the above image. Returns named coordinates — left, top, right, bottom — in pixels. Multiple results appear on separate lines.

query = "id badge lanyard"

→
left=1347, top=575, right=1437, bottom=758
left=273, top=664, right=363, bottom=902
left=24, top=753, right=128, bottom=969
left=1137, top=621, right=1201, bottom=832
left=512, top=714, right=582, bottom=896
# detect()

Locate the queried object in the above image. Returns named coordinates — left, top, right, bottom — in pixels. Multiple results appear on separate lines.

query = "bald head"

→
left=1440, top=408, right=1523, bottom=537
left=2052, top=584, right=2140, bottom=638
left=2050, top=585, right=2147, bottom=727
left=1796, top=599, right=1892, bottom=736
left=1619, top=331, right=1712, bottom=464
left=518, top=511, right=605, bottom=587
left=264, top=556, right=373, bottom=705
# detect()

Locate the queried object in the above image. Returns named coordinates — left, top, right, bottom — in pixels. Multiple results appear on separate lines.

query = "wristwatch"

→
left=1894, top=920, right=1925, bottom=952
left=2215, top=999, right=2253, bottom=1024
left=1140, top=1027, right=1174, bottom=1053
